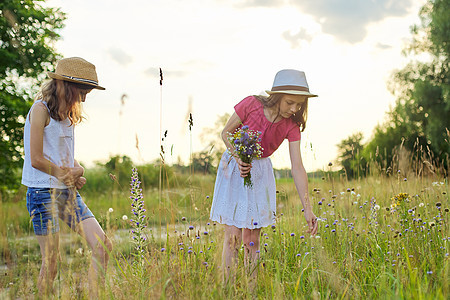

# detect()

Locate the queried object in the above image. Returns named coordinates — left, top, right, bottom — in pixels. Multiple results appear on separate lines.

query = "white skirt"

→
left=210, top=151, right=276, bottom=229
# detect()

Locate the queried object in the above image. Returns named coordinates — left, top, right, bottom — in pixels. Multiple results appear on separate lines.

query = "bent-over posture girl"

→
left=210, top=69, right=319, bottom=280
left=22, top=57, right=112, bottom=296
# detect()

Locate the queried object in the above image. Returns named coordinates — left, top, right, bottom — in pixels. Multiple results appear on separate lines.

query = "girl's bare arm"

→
left=29, top=103, right=82, bottom=186
left=289, top=140, right=318, bottom=235
left=221, top=112, right=251, bottom=177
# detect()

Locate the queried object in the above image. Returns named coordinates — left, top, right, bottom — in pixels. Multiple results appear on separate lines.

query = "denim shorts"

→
left=26, top=187, right=95, bottom=235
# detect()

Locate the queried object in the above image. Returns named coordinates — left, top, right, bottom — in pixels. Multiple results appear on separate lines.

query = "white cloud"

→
left=295, top=0, right=414, bottom=43
left=237, top=0, right=414, bottom=43
left=376, top=43, right=392, bottom=50
left=107, top=47, right=133, bottom=66
left=282, top=28, right=313, bottom=49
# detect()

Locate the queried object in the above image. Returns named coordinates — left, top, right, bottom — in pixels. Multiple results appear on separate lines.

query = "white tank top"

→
left=21, top=100, right=75, bottom=188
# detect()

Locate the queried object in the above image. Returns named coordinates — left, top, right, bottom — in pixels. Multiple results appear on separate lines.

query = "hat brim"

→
left=48, top=72, right=105, bottom=90
left=266, top=90, right=317, bottom=97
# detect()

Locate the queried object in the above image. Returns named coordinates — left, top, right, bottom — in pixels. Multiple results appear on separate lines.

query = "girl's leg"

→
left=242, top=228, right=261, bottom=275
left=222, top=225, right=242, bottom=281
left=36, top=233, right=60, bottom=296
left=75, top=218, right=112, bottom=293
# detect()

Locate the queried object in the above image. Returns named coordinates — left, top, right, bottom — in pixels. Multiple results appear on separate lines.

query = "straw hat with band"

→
left=48, top=57, right=105, bottom=90
left=266, top=69, right=317, bottom=97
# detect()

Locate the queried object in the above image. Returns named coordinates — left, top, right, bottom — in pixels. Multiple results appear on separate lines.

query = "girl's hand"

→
left=234, top=157, right=252, bottom=177
left=59, top=166, right=84, bottom=186
left=304, top=209, right=318, bottom=236
left=75, top=176, right=87, bottom=190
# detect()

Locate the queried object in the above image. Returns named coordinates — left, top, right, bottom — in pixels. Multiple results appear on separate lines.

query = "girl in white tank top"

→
left=22, top=57, right=112, bottom=297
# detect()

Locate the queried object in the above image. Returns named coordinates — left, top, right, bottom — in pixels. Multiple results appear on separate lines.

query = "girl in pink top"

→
left=210, top=69, right=319, bottom=280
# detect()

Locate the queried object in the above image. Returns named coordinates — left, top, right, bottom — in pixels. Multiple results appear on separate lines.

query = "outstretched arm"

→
left=221, top=112, right=251, bottom=177
left=289, top=140, right=318, bottom=235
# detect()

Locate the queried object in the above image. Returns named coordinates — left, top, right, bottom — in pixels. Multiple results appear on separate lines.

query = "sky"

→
left=44, top=0, right=426, bottom=171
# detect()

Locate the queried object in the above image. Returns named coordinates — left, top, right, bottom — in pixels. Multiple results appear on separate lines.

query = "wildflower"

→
left=427, top=271, right=433, bottom=274
left=108, top=207, right=114, bottom=213
left=203, top=231, right=209, bottom=235
left=181, top=217, right=186, bottom=221
left=290, top=233, right=295, bottom=236
left=122, top=215, right=128, bottom=220
left=187, top=250, right=193, bottom=254
left=296, top=253, right=301, bottom=257
left=374, top=205, right=380, bottom=210
left=249, top=241, right=255, bottom=246
left=129, top=168, right=148, bottom=264
left=161, top=248, right=166, bottom=252
left=75, top=248, right=83, bottom=255
left=419, top=203, right=425, bottom=207
left=358, top=259, right=362, bottom=262
left=256, top=250, right=260, bottom=253
left=253, top=222, right=258, bottom=226
left=300, top=235, right=305, bottom=239
left=189, top=225, right=194, bottom=230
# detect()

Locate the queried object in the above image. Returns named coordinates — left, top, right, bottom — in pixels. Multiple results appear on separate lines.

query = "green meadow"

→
left=0, top=165, right=448, bottom=299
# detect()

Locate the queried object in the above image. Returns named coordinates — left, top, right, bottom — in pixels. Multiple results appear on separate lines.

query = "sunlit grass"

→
left=0, top=170, right=448, bottom=299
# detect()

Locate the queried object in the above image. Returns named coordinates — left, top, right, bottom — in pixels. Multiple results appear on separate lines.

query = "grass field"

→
left=0, top=168, right=448, bottom=299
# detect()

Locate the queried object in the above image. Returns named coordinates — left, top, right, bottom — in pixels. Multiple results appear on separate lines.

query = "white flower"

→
left=374, top=204, right=380, bottom=211
left=122, top=215, right=128, bottom=220
left=351, top=191, right=356, bottom=196
left=315, top=235, right=321, bottom=239
left=108, top=207, right=114, bottom=213
left=76, top=248, right=83, bottom=255
left=419, top=203, right=425, bottom=207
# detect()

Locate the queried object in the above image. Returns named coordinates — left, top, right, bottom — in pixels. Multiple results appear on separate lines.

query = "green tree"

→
left=0, top=0, right=65, bottom=197
left=365, top=0, right=449, bottom=173
left=337, top=132, right=366, bottom=179
left=191, top=150, right=216, bottom=174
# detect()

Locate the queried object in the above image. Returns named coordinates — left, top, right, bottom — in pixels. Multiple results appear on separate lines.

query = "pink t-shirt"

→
left=234, top=96, right=301, bottom=158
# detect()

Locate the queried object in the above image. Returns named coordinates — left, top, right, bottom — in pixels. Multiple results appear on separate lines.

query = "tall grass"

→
left=0, top=167, right=448, bottom=298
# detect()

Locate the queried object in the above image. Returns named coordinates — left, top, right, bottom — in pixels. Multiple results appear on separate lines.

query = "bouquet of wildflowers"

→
left=228, top=125, right=263, bottom=188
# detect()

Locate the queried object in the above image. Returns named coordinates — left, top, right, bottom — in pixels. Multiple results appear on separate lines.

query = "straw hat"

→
left=48, top=57, right=105, bottom=90
left=266, top=69, right=317, bottom=97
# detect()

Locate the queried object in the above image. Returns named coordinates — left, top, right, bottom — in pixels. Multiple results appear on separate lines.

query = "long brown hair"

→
left=36, top=79, right=92, bottom=125
left=255, top=94, right=308, bottom=132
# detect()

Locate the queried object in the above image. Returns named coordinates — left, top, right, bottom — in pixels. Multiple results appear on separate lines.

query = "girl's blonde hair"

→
left=255, top=94, right=308, bottom=132
left=36, top=79, right=92, bottom=125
